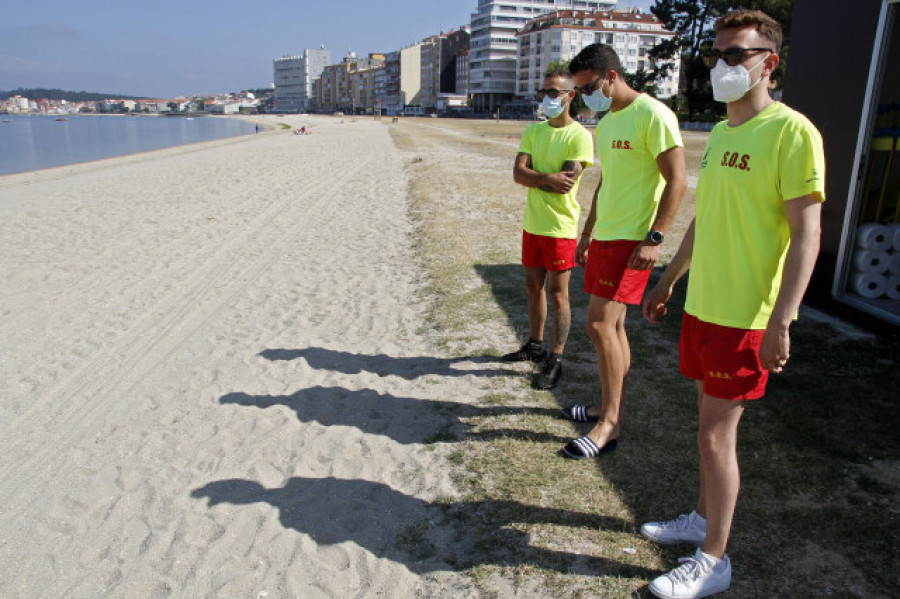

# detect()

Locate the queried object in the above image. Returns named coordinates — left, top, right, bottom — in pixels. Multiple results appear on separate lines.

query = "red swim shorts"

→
left=679, top=312, right=769, bottom=400
left=522, top=230, right=577, bottom=271
left=583, top=239, right=651, bottom=305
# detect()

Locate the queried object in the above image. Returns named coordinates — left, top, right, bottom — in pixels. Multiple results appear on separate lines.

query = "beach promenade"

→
left=0, top=116, right=486, bottom=597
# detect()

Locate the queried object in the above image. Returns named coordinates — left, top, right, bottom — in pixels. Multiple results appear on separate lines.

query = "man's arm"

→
left=513, top=152, right=576, bottom=194
left=628, top=145, right=688, bottom=270
left=575, top=175, right=602, bottom=267
left=642, top=217, right=695, bottom=323
left=759, top=195, right=822, bottom=372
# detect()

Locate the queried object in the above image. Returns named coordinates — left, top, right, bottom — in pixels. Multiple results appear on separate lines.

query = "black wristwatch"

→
left=647, top=230, right=664, bottom=244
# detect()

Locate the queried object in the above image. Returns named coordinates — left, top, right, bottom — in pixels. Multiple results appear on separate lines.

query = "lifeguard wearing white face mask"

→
left=710, top=54, right=770, bottom=103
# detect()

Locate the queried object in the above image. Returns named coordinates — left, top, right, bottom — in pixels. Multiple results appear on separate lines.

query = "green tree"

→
left=649, top=1, right=794, bottom=120
left=625, top=68, right=659, bottom=97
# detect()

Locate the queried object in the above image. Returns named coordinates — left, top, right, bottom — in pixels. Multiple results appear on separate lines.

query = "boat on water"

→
left=56, top=117, right=68, bottom=121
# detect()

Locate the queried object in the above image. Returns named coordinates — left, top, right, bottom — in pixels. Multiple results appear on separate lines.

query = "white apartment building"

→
left=469, top=0, right=616, bottom=113
left=380, top=44, right=422, bottom=115
left=273, top=48, right=330, bottom=112
left=516, top=9, right=680, bottom=99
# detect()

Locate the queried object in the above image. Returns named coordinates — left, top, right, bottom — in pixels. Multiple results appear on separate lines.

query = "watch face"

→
left=649, top=231, right=664, bottom=243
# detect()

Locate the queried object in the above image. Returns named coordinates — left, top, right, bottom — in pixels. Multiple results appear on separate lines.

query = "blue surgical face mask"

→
left=582, top=78, right=612, bottom=112
left=542, top=95, right=566, bottom=119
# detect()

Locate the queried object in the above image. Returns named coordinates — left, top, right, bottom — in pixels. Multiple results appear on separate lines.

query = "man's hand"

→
left=642, top=281, right=672, bottom=323
left=759, top=323, right=790, bottom=373
left=575, top=235, right=591, bottom=267
left=540, top=171, right=577, bottom=194
left=628, top=240, right=660, bottom=271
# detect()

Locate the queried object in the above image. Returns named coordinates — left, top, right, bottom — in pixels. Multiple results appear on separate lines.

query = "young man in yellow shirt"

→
left=504, top=70, right=594, bottom=390
left=640, top=10, right=825, bottom=598
left=560, top=44, right=687, bottom=459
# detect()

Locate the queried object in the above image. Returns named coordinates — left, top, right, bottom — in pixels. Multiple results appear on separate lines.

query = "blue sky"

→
left=1, top=0, right=654, bottom=98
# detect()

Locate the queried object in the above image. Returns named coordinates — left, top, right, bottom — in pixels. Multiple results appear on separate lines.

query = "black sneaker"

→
left=501, top=340, right=547, bottom=363
left=532, top=356, right=562, bottom=390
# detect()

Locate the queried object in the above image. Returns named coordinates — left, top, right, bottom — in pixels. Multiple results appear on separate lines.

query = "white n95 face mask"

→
left=710, top=56, right=767, bottom=103
left=542, top=95, right=566, bottom=118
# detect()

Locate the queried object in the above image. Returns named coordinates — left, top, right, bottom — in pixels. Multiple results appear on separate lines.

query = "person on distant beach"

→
left=639, top=10, right=824, bottom=598
left=502, top=69, right=593, bottom=391
left=558, top=43, right=686, bottom=460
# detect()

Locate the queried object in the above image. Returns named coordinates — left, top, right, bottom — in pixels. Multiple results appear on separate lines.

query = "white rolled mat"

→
left=855, top=223, right=892, bottom=251
left=887, top=275, right=900, bottom=300
left=853, top=249, right=890, bottom=274
left=889, top=251, right=900, bottom=275
left=851, top=272, right=887, bottom=299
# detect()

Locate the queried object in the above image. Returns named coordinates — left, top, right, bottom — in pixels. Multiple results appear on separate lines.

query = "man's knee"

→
left=548, top=289, right=570, bottom=311
left=697, top=427, right=736, bottom=460
left=586, top=316, right=617, bottom=342
left=525, top=278, right=545, bottom=296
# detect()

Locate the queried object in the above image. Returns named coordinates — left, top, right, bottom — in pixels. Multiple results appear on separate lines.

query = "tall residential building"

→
left=420, top=27, right=472, bottom=111
left=456, top=49, right=470, bottom=98
left=350, top=55, right=386, bottom=114
left=420, top=35, right=442, bottom=110
left=380, top=44, right=422, bottom=115
left=273, top=48, right=330, bottom=112
left=517, top=8, right=680, bottom=99
left=469, top=0, right=616, bottom=113
left=314, top=52, right=385, bottom=113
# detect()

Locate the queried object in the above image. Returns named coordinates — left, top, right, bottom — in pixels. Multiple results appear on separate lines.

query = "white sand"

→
left=0, top=115, right=489, bottom=597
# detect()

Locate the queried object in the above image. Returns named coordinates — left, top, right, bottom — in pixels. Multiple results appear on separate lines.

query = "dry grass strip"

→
left=388, top=116, right=899, bottom=598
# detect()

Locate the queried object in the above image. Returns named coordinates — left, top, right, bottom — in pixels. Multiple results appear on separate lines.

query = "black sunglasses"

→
left=576, top=74, right=604, bottom=96
left=537, top=88, right=573, bottom=100
left=702, top=47, right=773, bottom=69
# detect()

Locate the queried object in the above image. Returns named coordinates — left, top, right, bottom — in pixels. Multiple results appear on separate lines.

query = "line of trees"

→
left=0, top=88, right=145, bottom=102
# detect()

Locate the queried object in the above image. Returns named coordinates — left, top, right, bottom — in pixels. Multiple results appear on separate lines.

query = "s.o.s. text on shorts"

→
left=679, top=312, right=769, bottom=400
left=584, top=239, right=651, bottom=304
left=522, top=230, right=577, bottom=271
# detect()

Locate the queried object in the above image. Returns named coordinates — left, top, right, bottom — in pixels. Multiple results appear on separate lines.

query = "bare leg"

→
left=694, top=381, right=707, bottom=518
left=547, top=269, right=572, bottom=354
left=697, top=392, right=745, bottom=558
left=524, top=266, right=548, bottom=343
left=583, top=295, right=629, bottom=446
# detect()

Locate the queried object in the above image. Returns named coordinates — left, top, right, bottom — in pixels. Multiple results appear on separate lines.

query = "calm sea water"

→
left=0, top=114, right=258, bottom=176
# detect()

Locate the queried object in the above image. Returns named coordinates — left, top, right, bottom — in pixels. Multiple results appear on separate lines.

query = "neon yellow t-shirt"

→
left=518, top=120, right=594, bottom=238
left=593, top=94, right=682, bottom=241
left=685, top=102, right=826, bottom=329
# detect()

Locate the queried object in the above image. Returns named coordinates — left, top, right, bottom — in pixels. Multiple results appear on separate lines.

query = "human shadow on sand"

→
left=191, top=476, right=658, bottom=578
left=259, top=347, right=506, bottom=379
left=220, top=386, right=570, bottom=446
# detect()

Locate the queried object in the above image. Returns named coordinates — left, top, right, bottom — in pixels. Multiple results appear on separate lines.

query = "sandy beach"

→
left=0, top=115, right=490, bottom=597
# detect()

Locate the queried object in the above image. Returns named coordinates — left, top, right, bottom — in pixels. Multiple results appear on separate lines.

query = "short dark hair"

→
left=543, top=67, right=573, bottom=81
left=715, top=9, right=783, bottom=53
left=568, top=44, right=623, bottom=77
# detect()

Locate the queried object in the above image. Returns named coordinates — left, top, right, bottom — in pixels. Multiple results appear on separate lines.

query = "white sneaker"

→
left=649, top=548, right=731, bottom=599
left=641, top=511, right=707, bottom=545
